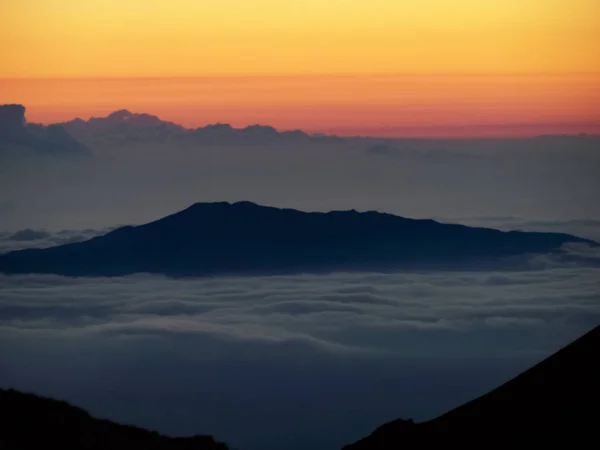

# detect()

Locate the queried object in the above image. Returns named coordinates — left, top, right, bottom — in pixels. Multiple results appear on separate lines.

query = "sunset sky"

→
left=2, top=0, right=599, bottom=137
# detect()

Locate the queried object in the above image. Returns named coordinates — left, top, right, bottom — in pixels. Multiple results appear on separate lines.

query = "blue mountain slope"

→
left=0, top=202, right=594, bottom=277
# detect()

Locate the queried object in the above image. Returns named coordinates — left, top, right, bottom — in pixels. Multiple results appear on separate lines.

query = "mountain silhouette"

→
left=343, top=324, right=600, bottom=449
left=0, top=388, right=229, bottom=450
left=2, top=325, right=597, bottom=449
left=0, top=202, right=594, bottom=277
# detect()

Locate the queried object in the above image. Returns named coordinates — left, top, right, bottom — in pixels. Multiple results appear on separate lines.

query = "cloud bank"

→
left=0, top=104, right=89, bottom=159
left=2, top=269, right=598, bottom=352
left=1, top=269, right=598, bottom=450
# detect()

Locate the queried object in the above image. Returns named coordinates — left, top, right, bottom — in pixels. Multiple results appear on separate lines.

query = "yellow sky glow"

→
left=1, top=1, right=599, bottom=136
left=3, top=0, right=599, bottom=77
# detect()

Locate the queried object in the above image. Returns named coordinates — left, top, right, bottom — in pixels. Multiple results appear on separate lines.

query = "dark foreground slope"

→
left=343, top=325, right=600, bottom=449
left=0, top=389, right=228, bottom=450
left=0, top=201, right=594, bottom=277
left=1, top=327, right=598, bottom=450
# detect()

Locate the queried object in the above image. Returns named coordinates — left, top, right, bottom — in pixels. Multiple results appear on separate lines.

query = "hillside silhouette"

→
left=2, top=325, right=597, bottom=449
left=343, top=324, right=600, bottom=448
left=0, top=201, right=595, bottom=277
left=0, top=388, right=229, bottom=449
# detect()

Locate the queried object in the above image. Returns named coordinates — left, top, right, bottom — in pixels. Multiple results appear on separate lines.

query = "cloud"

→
left=1, top=112, right=599, bottom=234
left=525, top=243, right=600, bottom=270
left=1, top=107, right=599, bottom=449
left=7, top=229, right=51, bottom=241
left=0, top=105, right=89, bottom=160
left=1, top=268, right=598, bottom=355
left=60, top=108, right=319, bottom=148
left=1, top=269, right=598, bottom=450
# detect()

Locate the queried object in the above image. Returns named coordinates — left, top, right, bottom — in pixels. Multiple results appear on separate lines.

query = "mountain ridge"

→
left=342, top=324, right=600, bottom=448
left=2, top=324, right=598, bottom=449
left=0, top=201, right=594, bottom=277
left=0, top=388, right=229, bottom=450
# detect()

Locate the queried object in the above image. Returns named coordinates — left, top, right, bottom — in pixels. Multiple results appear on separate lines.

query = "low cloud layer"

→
left=1, top=269, right=599, bottom=352
left=1, top=269, right=598, bottom=449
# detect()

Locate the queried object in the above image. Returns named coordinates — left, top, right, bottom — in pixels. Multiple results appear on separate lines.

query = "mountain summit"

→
left=0, top=202, right=593, bottom=277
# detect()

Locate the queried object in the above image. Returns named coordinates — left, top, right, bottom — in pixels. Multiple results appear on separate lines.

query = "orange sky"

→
left=2, top=1, right=599, bottom=137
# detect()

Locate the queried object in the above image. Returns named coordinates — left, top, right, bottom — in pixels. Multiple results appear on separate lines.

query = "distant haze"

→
left=1, top=108, right=599, bottom=242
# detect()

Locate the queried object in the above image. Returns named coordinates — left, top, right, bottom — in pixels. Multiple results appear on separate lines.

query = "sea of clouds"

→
left=1, top=268, right=599, bottom=450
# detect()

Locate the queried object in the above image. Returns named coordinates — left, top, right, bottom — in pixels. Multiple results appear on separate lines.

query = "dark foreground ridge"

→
left=2, top=325, right=598, bottom=449
left=343, top=324, right=600, bottom=449
left=0, top=201, right=594, bottom=277
left=0, top=388, right=229, bottom=449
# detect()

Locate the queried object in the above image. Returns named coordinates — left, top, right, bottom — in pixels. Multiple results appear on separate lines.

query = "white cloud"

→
left=1, top=268, right=598, bottom=355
